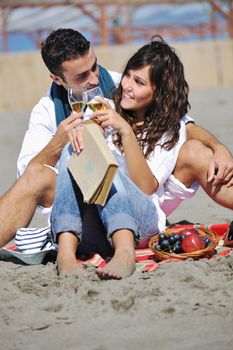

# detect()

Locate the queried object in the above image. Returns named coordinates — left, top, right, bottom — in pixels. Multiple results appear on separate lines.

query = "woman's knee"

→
left=173, top=140, right=213, bottom=186
left=178, top=140, right=213, bottom=169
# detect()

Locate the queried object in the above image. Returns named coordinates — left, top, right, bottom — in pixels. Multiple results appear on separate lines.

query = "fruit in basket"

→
left=160, top=239, right=170, bottom=250
left=204, top=236, right=211, bottom=247
left=154, top=229, right=209, bottom=254
left=178, top=228, right=199, bottom=237
left=181, top=232, right=205, bottom=253
left=173, top=241, right=182, bottom=253
left=157, top=232, right=182, bottom=253
left=150, top=228, right=216, bottom=259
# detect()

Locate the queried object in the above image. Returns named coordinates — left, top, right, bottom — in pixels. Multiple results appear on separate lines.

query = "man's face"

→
left=51, top=47, right=99, bottom=90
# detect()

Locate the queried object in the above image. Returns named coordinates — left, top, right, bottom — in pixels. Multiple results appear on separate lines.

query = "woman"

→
left=51, top=36, right=233, bottom=279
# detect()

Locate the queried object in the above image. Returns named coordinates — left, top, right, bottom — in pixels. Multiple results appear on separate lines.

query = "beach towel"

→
left=76, top=222, right=233, bottom=271
left=0, top=223, right=232, bottom=270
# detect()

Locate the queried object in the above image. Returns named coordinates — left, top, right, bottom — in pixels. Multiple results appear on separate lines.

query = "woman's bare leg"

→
left=96, top=229, right=136, bottom=280
left=174, top=140, right=233, bottom=209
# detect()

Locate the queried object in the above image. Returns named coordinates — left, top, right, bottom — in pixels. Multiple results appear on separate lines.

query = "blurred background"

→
left=0, top=0, right=233, bottom=51
left=0, top=0, right=233, bottom=111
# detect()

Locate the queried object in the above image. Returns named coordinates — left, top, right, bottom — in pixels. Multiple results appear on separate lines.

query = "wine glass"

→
left=68, top=88, right=87, bottom=113
left=84, top=86, right=113, bottom=137
left=84, top=86, right=105, bottom=112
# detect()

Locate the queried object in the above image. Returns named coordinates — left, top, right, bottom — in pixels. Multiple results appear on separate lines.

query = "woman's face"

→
left=120, top=65, right=155, bottom=120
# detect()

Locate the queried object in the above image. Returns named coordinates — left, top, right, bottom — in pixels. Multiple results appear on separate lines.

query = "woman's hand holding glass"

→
left=91, top=103, right=131, bottom=138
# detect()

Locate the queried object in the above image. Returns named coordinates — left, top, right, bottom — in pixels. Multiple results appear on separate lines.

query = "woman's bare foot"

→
left=56, top=232, right=85, bottom=277
left=57, top=255, right=86, bottom=277
left=96, top=247, right=136, bottom=280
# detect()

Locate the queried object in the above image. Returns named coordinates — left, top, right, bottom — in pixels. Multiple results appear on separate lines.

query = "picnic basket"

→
left=149, top=227, right=219, bottom=261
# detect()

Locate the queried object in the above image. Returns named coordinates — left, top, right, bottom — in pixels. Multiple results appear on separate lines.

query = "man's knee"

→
left=22, top=162, right=56, bottom=193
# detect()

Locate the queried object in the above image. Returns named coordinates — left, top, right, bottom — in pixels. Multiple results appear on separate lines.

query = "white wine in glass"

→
left=68, top=88, right=87, bottom=113
left=84, top=86, right=105, bottom=112
left=85, top=86, right=114, bottom=137
left=88, top=102, right=105, bottom=112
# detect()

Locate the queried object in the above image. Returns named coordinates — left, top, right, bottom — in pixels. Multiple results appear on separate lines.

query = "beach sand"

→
left=0, top=88, right=233, bottom=350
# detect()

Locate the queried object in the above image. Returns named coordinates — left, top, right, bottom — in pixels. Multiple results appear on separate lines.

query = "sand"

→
left=0, top=88, right=233, bottom=350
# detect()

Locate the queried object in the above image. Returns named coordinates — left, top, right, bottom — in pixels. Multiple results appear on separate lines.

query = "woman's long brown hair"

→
left=114, top=36, right=190, bottom=159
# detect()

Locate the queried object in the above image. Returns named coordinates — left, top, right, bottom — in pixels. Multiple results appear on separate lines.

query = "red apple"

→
left=181, top=232, right=205, bottom=253
left=179, top=228, right=199, bottom=237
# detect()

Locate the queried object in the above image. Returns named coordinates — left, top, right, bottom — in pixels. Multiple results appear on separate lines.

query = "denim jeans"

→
left=51, top=144, right=159, bottom=253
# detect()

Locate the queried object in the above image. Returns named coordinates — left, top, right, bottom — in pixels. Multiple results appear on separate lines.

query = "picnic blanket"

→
left=77, top=222, right=233, bottom=272
left=0, top=223, right=232, bottom=271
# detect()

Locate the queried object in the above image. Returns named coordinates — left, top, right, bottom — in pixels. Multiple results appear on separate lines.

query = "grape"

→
left=179, top=234, right=186, bottom=241
left=160, top=239, right=170, bottom=250
left=168, top=234, right=179, bottom=244
left=204, top=236, right=211, bottom=247
left=173, top=241, right=182, bottom=254
left=158, top=233, right=165, bottom=242
left=155, top=243, right=161, bottom=250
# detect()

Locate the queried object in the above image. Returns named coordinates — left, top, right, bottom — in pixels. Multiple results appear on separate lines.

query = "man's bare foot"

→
left=96, top=248, right=136, bottom=280
left=57, top=255, right=86, bottom=277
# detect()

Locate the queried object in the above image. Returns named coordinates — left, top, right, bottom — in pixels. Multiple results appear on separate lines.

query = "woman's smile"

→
left=121, top=92, right=134, bottom=101
left=120, top=65, right=155, bottom=119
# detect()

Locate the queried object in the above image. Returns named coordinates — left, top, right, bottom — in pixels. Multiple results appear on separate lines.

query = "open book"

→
left=68, top=120, right=118, bottom=206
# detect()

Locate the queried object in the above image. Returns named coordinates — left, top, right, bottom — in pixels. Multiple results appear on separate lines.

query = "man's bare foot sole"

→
left=96, top=249, right=136, bottom=280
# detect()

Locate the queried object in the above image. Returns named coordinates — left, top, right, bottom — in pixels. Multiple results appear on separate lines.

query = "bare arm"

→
left=93, top=107, right=158, bottom=195
left=186, top=122, right=224, bottom=149
left=121, top=128, right=158, bottom=194
left=186, top=122, right=233, bottom=186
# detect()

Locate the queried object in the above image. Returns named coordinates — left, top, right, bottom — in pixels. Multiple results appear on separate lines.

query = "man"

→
left=0, top=28, right=232, bottom=249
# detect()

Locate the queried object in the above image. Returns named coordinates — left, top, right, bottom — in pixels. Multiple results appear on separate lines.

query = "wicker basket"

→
left=149, top=227, right=219, bottom=261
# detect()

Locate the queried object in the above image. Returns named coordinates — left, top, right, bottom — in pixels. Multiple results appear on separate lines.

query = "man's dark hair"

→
left=41, top=28, right=90, bottom=79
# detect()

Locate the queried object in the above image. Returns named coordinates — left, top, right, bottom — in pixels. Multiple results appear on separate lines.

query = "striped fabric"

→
left=15, top=226, right=57, bottom=254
